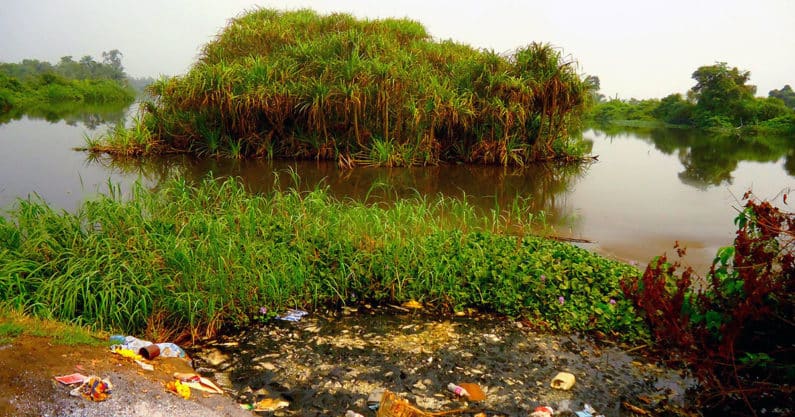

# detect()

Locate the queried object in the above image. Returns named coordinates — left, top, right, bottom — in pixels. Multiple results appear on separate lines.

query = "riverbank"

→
left=191, top=306, right=695, bottom=417
left=0, top=307, right=693, bottom=417
left=0, top=175, right=647, bottom=342
left=0, top=309, right=253, bottom=417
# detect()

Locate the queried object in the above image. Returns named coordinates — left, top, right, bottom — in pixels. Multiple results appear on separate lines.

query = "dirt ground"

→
left=0, top=309, right=699, bottom=417
left=0, top=335, right=254, bottom=417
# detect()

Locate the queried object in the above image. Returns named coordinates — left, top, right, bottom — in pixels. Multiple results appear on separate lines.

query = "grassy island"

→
left=88, top=8, right=594, bottom=165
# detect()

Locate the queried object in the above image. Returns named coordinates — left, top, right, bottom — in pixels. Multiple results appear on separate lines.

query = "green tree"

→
left=101, top=49, right=125, bottom=81
left=689, top=62, right=756, bottom=125
left=769, top=84, right=795, bottom=109
left=584, top=75, right=604, bottom=103
left=652, top=93, right=694, bottom=125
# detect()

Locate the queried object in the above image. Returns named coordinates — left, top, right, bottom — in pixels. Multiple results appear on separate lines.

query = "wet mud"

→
left=192, top=307, right=696, bottom=416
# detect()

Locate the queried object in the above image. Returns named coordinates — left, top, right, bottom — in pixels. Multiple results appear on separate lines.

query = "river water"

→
left=1, top=105, right=792, bottom=275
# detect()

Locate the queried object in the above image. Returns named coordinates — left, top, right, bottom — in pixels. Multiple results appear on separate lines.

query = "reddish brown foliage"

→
left=623, top=194, right=794, bottom=415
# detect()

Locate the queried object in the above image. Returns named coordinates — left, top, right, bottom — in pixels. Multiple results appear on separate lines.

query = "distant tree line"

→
left=588, top=63, right=795, bottom=135
left=0, top=49, right=126, bottom=82
left=0, top=50, right=135, bottom=113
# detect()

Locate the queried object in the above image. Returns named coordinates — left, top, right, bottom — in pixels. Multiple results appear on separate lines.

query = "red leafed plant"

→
left=623, top=192, right=794, bottom=416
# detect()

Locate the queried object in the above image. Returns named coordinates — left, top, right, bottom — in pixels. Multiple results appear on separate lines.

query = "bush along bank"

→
left=0, top=72, right=135, bottom=113
left=87, top=8, right=594, bottom=165
left=623, top=193, right=794, bottom=415
left=587, top=63, right=795, bottom=136
left=0, top=176, right=645, bottom=342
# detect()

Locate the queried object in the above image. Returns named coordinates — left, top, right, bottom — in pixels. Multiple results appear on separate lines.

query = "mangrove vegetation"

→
left=88, top=8, right=594, bottom=165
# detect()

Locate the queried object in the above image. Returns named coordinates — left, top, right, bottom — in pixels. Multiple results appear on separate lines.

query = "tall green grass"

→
left=90, top=8, right=593, bottom=165
left=0, top=176, right=644, bottom=341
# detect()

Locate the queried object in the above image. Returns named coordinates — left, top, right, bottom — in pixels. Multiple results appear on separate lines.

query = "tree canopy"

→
left=0, top=50, right=126, bottom=82
left=588, top=62, right=794, bottom=133
left=690, top=62, right=755, bottom=124
left=769, top=84, right=795, bottom=109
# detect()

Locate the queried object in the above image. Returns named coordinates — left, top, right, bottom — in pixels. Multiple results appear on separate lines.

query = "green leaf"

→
left=715, top=246, right=734, bottom=265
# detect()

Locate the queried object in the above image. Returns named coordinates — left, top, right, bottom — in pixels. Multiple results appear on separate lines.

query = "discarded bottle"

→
left=367, top=388, right=384, bottom=410
left=345, top=410, right=365, bottom=417
left=575, top=403, right=598, bottom=417
left=447, top=383, right=470, bottom=397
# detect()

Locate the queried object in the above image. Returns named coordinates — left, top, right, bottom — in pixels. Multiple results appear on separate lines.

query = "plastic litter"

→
left=368, top=388, right=385, bottom=410
left=135, top=360, right=154, bottom=371
left=457, top=382, right=486, bottom=401
left=166, top=379, right=191, bottom=399
left=174, top=372, right=224, bottom=394
left=550, top=371, right=576, bottom=390
left=156, top=342, right=187, bottom=358
left=109, top=335, right=187, bottom=359
left=54, top=373, right=87, bottom=385
left=110, top=347, right=143, bottom=361
left=447, top=383, right=470, bottom=397
left=530, top=406, right=554, bottom=417
left=109, top=335, right=150, bottom=352
left=375, top=389, right=479, bottom=417
left=576, top=404, right=603, bottom=417
left=241, top=397, right=290, bottom=412
left=276, top=309, right=309, bottom=322
left=69, top=375, right=112, bottom=402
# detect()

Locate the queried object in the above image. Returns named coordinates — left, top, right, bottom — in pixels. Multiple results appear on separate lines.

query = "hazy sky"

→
left=1, top=0, right=793, bottom=99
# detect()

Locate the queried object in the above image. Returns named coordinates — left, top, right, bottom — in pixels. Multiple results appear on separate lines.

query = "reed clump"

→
left=0, top=176, right=643, bottom=341
left=91, top=8, right=593, bottom=165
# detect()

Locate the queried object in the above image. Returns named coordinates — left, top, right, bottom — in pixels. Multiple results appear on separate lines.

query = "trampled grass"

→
left=0, top=176, right=645, bottom=342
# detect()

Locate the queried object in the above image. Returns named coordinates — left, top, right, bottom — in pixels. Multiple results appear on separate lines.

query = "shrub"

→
left=623, top=193, right=794, bottom=414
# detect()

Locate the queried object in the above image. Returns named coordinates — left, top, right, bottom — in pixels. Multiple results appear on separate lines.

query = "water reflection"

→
left=592, top=123, right=795, bottom=188
left=0, top=101, right=129, bottom=129
left=4, top=107, right=793, bottom=275
left=88, top=153, right=590, bottom=228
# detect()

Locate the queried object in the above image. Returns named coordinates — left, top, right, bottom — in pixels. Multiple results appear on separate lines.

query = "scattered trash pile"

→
left=53, top=334, right=223, bottom=404
left=193, top=306, right=694, bottom=416
left=341, top=377, right=602, bottom=417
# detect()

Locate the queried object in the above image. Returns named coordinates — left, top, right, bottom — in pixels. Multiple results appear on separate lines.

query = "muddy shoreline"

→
left=191, top=306, right=696, bottom=416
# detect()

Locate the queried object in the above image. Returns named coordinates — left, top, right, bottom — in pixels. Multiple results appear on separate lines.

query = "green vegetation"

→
left=589, top=62, right=795, bottom=135
left=0, top=306, right=103, bottom=346
left=769, top=84, right=795, bottom=109
left=0, top=51, right=135, bottom=115
left=623, top=195, right=793, bottom=413
left=89, top=8, right=594, bottom=165
left=0, top=176, right=644, bottom=341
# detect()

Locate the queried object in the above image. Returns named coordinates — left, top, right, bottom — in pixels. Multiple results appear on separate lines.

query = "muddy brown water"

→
left=2, top=107, right=793, bottom=276
left=190, top=307, right=696, bottom=417
left=4, top=107, right=789, bottom=415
